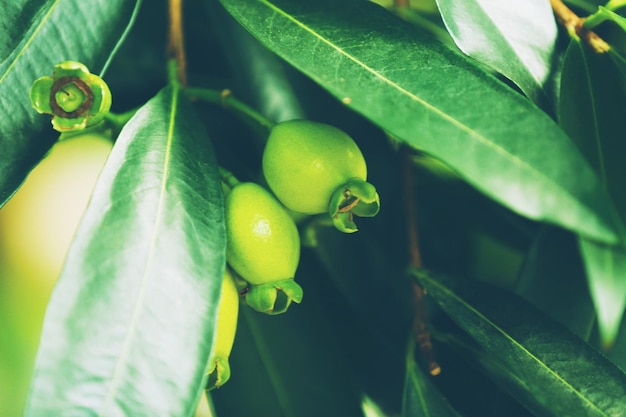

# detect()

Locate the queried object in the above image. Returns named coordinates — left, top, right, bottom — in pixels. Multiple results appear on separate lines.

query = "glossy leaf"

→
left=435, top=0, right=557, bottom=106
left=0, top=0, right=49, bottom=62
left=413, top=269, right=626, bottom=417
left=0, top=0, right=141, bottom=207
left=559, top=39, right=626, bottom=345
left=219, top=0, right=623, bottom=246
left=25, top=84, right=226, bottom=416
left=402, top=339, right=461, bottom=417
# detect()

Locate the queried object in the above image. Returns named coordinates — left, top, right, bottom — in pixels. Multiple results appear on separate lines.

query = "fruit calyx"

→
left=329, top=178, right=380, bottom=233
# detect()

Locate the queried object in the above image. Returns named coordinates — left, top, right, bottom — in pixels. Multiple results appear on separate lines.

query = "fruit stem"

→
left=550, top=0, right=610, bottom=53
left=167, top=0, right=187, bottom=86
left=185, top=87, right=276, bottom=132
left=402, top=146, right=440, bottom=376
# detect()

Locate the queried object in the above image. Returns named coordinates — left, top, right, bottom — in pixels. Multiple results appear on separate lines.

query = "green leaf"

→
left=516, top=226, right=595, bottom=340
left=435, top=0, right=557, bottom=106
left=218, top=0, right=624, bottom=246
left=213, top=279, right=365, bottom=417
left=559, top=39, right=626, bottom=345
left=402, top=339, right=461, bottom=417
left=0, top=0, right=141, bottom=207
left=0, top=0, right=49, bottom=63
left=24, top=84, right=226, bottom=416
left=413, top=269, right=626, bottom=417
left=578, top=237, right=626, bottom=347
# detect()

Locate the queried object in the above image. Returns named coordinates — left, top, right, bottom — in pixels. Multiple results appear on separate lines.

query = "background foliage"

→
left=2, top=0, right=626, bottom=416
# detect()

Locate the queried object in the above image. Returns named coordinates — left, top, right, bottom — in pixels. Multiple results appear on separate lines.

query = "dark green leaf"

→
left=402, top=339, right=461, bottom=417
left=516, top=226, right=595, bottom=340
left=0, top=0, right=141, bottom=207
left=435, top=0, right=557, bottom=106
left=219, top=0, right=624, bottom=246
left=0, top=0, right=49, bottom=62
left=213, top=272, right=365, bottom=417
left=559, top=39, right=626, bottom=345
left=413, top=269, right=626, bottom=417
left=25, top=85, right=226, bottom=416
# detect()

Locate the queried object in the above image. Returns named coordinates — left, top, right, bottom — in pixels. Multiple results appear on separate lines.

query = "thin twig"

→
left=550, top=0, right=610, bottom=53
left=402, top=147, right=441, bottom=376
left=167, top=0, right=187, bottom=86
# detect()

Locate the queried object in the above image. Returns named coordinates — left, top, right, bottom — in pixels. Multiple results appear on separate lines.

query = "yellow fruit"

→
left=206, top=268, right=239, bottom=390
left=225, top=182, right=300, bottom=285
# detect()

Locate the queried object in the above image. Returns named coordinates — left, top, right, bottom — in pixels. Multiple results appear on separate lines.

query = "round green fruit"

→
left=225, top=182, right=300, bottom=285
left=262, top=120, right=368, bottom=215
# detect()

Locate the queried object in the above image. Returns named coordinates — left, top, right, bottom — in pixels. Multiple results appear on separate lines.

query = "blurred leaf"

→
left=578, top=238, right=626, bottom=347
left=402, top=339, right=461, bottom=417
left=0, top=0, right=141, bottom=207
left=608, top=50, right=626, bottom=95
left=435, top=0, right=557, bottom=106
left=516, top=226, right=595, bottom=339
left=205, top=0, right=305, bottom=124
left=212, top=270, right=365, bottom=417
left=219, top=0, right=624, bottom=246
left=413, top=269, right=626, bottom=417
left=559, top=39, right=626, bottom=345
left=25, top=84, right=226, bottom=416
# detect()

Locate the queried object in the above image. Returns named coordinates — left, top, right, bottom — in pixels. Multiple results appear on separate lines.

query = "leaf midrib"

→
left=421, top=273, right=608, bottom=416
left=0, top=0, right=59, bottom=83
left=100, top=86, right=178, bottom=416
left=253, top=0, right=611, bottom=241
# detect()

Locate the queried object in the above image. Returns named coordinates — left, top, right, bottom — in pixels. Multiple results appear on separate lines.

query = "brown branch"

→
left=402, top=147, right=441, bottom=376
left=167, top=0, right=187, bottom=86
left=394, top=0, right=409, bottom=8
left=550, top=0, right=610, bottom=53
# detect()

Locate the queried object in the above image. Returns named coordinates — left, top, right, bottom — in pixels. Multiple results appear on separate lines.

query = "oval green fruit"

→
left=225, top=182, right=300, bottom=285
left=262, top=120, right=367, bottom=214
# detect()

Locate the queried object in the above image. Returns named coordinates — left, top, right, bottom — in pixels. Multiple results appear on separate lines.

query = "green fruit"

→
left=225, top=182, right=300, bottom=285
left=263, top=120, right=368, bottom=215
left=206, top=268, right=239, bottom=391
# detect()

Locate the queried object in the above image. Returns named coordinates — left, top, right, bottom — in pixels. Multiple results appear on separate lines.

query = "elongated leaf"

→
left=219, top=0, right=623, bottom=246
left=559, top=39, right=626, bottom=345
left=413, top=269, right=626, bottom=417
left=402, top=339, right=461, bottom=417
left=25, top=84, right=226, bottom=416
left=435, top=0, right=557, bottom=106
left=0, top=0, right=49, bottom=62
left=213, top=271, right=365, bottom=417
left=0, top=0, right=141, bottom=207
left=516, top=226, right=595, bottom=339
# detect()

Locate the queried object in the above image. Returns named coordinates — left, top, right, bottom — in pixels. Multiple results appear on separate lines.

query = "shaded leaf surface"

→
left=25, top=85, right=226, bottom=417
left=0, top=0, right=140, bottom=206
left=559, top=39, right=626, bottom=345
left=213, top=270, right=365, bottom=417
left=413, top=269, right=626, bottom=417
left=435, top=0, right=557, bottom=106
left=219, top=0, right=623, bottom=245
left=516, top=226, right=594, bottom=339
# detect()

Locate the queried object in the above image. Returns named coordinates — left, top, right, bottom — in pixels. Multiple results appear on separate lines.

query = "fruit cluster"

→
left=207, top=119, right=380, bottom=390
